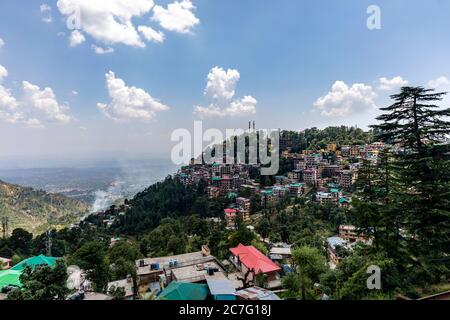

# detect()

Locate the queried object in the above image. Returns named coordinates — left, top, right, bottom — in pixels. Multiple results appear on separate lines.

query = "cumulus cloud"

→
left=40, top=3, right=53, bottom=23
left=0, top=65, right=21, bottom=123
left=427, top=76, right=450, bottom=89
left=22, top=81, right=72, bottom=124
left=378, top=76, right=408, bottom=91
left=0, top=38, right=4, bottom=49
left=314, top=81, right=377, bottom=117
left=152, top=0, right=199, bottom=34
left=195, top=96, right=257, bottom=118
left=204, top=67, right=240, bottom=101
left=57, top=0, right=155, bottom=48
left=138, top=25, right=165, bottom=43
left=0, top=64, right=8, bottom=82
left=194, top=66, right=257, bottom=118
left=92, top=45, right=114, bottom=55
left=97, top=71, right=169, bottom=121
left=69, top=30, right=86, bottom=47
left=0, top=65, right=72, bottom=127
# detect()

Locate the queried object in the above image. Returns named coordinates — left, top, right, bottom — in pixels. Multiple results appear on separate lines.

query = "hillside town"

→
left=0, top=136, right=390, bottom=300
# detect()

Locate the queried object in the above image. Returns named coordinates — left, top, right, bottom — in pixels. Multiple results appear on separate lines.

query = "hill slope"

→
left=0, top=180, right=89, bottom=235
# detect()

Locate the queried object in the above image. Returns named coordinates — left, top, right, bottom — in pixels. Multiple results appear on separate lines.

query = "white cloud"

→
left=22, top=81, right=72, bottom=123
left=195, top=96, right=257, bottom=118
left=0, top=64, right=72, bottom=127
left=378, top=76, right=408, bottom=91
left=69, top=30, right=86, bottom=47
left=92, top=45, right=115, bottom=55
left=194, top=66, right=257, bottom=118
left=314, top=81, right=377, bottom=117
left=138, top=25, right=165, bottom=43
left=57, top=0, right=155, bottom=48
left=0, top=38, right=4, bottom=49
left=152, top=0, right=199, bottom=34
left=40, top=3, right=53, bottom=23
left=24, top=118, right=45, bottom=129
left=0, top=64, right=21, bottom=124
left=71, top=90, right=79, bottom=96
left=204, top=67, right=240, bottom=101
left=0, top=64, right=8, bottom=82
left=427, top=76, right=450, bottom=89
left=97, top=71, right=169, bottom=121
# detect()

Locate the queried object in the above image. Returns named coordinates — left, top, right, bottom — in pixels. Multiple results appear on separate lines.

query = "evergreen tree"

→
left=371, top=86, right=450, bottom=283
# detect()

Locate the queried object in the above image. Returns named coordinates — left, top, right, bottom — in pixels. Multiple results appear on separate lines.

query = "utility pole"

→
left=46, top=229, right=52, bottom=256
left=1, top=216, right=9, bottom=239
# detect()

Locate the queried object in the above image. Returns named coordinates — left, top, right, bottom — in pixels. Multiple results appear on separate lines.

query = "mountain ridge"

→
left=0, top=179, right=89, bottom=235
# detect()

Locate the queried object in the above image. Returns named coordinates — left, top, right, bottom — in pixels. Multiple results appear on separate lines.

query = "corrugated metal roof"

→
left=236, top=286, right=281, bottom=300
left=230, top=244, right=281, bottom=274
left=206, top=279, right=236, bottom=295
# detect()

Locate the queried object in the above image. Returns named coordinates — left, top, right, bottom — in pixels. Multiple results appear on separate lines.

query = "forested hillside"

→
left=0, top=180, right=89, bottom=234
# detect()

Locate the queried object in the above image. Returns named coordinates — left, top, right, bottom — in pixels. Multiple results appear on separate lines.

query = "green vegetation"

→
left=0, top=180, right=89, bottom=234
left=7, top=260, right=68, bottom=300
left=282, top=126, right=374, bottom=152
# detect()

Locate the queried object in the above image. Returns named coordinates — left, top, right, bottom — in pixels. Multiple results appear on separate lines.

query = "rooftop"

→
left=207, top=279, right=236, bottom=295
left=236, top=286, right=281, bottom=300
left=10, top=254, right=59, bottom=271
left=158, top=282, right=209, bottom=300
left=230, top=244, right=281, bottom=274
left=171, top=260, right=227, bottom=283
left=136, top=251, right=213, bottom=276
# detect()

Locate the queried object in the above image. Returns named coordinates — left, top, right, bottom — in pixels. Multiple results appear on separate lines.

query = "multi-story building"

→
left=303, top=168, right=318, bottom=186
left=350, top=145, right=360, bottom=157
left=207, top=186, right=221, bottom=199
left=288, top=183, right=305, bottom=197
left=327, top=143, right=337, bottom=152
left=236, top=197, right=251, bottom=221
left=339, top=170, right=357, bottom=189
left=273, top=186, right=288, bottom=198
left=339, top=225, right=367, bottom=243
left=306, top=154, right=322, bottom=166
left=288, top=169, right=303, bottom=182
left=316, top=191, right=335, bottom=204
left=212, top=162, right=221, bottom=177
left=221, top=175, right=232, bottom=192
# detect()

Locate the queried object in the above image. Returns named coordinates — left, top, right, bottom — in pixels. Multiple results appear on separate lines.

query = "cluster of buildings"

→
left=121, top=243, right=289, bottom=300
left=175, top=141, right=386, bottom=227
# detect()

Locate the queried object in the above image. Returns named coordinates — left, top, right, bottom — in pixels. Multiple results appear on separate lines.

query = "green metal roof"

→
left=157, top=282, right=209, bottom=300
left=339, top=197, right=349, bottom=204
left=330, top=188, right=340, bottom=193
left=10, top=255, right=59, bottom=271
left=212, top=177, right=222, bottom=181
left=0, top=269, right=22, bottom=289
left=289, top=183, right=304, bottom=187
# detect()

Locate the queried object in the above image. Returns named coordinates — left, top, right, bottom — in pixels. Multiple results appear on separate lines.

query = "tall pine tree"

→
left=371, top=87, right=450, bottom=284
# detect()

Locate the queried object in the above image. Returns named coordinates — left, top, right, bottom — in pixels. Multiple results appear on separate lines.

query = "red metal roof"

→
left=224, top=208, right=238, bottom=214
left=230, top=244, right=281, bottom=274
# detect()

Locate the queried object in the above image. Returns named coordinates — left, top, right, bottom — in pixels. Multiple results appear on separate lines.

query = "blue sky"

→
left=1, top=0, right=450, bottom=166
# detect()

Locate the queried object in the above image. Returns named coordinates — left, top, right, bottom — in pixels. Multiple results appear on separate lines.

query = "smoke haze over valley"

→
left=0, top=157, right=178, bottom=213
